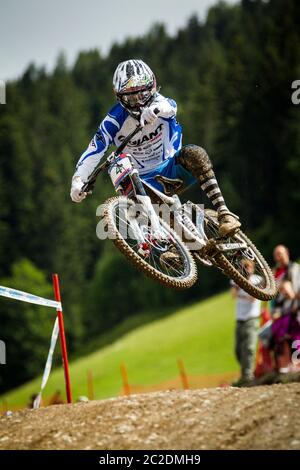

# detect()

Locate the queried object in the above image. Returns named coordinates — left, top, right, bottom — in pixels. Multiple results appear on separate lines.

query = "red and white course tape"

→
left=0, top=276, right=72, bottom=408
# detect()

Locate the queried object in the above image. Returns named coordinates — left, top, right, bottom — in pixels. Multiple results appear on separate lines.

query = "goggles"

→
left=120, top=89, right=152, bottom=110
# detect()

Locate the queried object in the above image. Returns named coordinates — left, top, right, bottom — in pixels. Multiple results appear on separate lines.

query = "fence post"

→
left=177, top=358, right=189, bottom=390
left=52, top=274, right=72, bottom=404
left=120, top=363, right=131, bottom=395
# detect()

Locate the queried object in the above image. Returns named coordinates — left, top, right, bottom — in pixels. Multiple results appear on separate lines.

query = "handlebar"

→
left=80, top=107, right=160, bottom=195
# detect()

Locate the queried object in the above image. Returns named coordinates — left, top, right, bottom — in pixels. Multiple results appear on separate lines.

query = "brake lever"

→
left=80, top=182, right=93, bottom=196
left=140, top=107, right=160, bottom=126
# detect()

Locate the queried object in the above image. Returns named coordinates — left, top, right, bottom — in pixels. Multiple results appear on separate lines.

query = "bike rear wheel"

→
left=201, top=209, right=277, bottom=301
left=102, top=196, right=198, bottom=289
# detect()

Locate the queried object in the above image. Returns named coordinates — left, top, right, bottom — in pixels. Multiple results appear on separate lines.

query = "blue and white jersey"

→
left=75, top=93, right=182, bottom=181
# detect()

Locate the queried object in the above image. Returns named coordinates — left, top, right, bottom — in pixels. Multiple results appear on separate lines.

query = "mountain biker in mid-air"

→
left=70, top=59, right=241, bottom=237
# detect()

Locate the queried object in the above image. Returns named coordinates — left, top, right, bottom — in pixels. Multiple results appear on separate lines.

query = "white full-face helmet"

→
left=113, top=59, right=157, bottom=112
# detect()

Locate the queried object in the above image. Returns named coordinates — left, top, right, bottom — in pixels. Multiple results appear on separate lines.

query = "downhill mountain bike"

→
left=81, top=111, right=276, bottom=300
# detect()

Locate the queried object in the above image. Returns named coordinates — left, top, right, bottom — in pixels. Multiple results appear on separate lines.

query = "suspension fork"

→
left=130, top=170, right=164, bottom=237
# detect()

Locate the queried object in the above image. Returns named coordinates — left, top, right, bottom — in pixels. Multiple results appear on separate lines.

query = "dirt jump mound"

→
left=1, top=383, right=300, bottom=450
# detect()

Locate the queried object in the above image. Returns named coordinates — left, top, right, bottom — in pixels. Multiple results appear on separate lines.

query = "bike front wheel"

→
left=102, top=196, right=198, bottom=289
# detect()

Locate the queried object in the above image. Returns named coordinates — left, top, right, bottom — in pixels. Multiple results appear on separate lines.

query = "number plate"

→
left=109, top=154, right=133, bottom=189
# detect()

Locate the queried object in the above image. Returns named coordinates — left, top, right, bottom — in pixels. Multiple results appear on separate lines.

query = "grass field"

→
left=1, top=291, right=239, bottom=407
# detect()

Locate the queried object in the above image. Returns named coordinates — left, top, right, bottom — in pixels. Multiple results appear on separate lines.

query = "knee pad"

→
left=177, top=144, right=213, bottom=179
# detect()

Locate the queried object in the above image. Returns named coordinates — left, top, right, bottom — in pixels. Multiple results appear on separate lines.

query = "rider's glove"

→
left=70, top=176, right=86, bottom=203
left=140, top=106, right=159, bottom=127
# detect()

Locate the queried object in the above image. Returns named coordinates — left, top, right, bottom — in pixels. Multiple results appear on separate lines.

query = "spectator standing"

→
left=273, top=245, right=300, bottom=293
left=271, top=245, right=300, bottom=372
left=231, top=260, right=261, bottom=386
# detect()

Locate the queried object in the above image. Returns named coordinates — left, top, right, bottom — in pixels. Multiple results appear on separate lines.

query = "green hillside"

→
left=1, top=292, right=238, bottom=407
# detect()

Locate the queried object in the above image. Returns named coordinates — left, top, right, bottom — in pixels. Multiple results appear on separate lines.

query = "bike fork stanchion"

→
left=52, top=273, right=72, bottom=404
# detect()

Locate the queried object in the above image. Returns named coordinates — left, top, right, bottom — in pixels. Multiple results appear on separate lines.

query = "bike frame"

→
left=81, top=119, right=248, bottom=257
